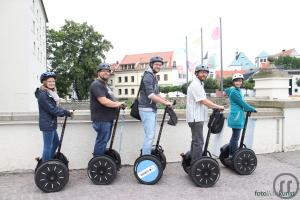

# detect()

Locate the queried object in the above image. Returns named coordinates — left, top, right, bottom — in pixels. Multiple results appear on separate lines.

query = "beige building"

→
left=0, top=0, right=48, bottom=112
left=110, top=52, right=185, bottom=99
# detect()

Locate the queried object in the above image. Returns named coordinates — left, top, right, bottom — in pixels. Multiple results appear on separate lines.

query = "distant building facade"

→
left=0, top=0, right=48, bottom=112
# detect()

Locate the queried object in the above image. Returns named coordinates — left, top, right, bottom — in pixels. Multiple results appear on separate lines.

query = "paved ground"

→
left=0, top=151, right=299, bottom=200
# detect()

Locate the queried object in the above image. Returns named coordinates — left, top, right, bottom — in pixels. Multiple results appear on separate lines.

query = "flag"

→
left=203, top=51, right=208, bottom=60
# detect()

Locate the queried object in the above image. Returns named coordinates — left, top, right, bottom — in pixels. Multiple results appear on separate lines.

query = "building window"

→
left=164, top=74, right=168, bottom=81
left=125, top=89, right=128, bottom=95
left=118, top=89, right=122, bottom=95
left=131, top=89, right=135, bottom=95
left=118, top=77, right=122, bottom=83
left=131, top=76, right=134, bottom=82
left=125, top=76, right=128, bottom=82
left=157, top=75, right=160, bottom=81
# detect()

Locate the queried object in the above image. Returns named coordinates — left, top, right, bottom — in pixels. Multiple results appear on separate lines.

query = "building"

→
left=255, top=50, right=269, bottom=69
left=110, top=51, right=185, bottom=99
left=0, top=0, right=48, bottom=112
left=227, top=51, right=256, bottom=71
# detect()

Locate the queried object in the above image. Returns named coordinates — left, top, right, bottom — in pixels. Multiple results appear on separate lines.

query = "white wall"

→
left=254, top=78, right=290, bottom=99
left=0, top=0, right=47, bottom=112
left=0, top=108, right=293, bottom=172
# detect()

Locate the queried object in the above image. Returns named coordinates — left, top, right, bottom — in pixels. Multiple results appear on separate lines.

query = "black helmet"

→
left=149, top=56, right=164, bottom=67
left=40, top=72, right=56, bottom=83
left=97, top=63, right=111, bottom=72
left=194, top=64, right=209, bottom=74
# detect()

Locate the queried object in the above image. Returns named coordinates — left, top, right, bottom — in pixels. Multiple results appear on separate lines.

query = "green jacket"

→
left=225, top=87, right=256, bottom=129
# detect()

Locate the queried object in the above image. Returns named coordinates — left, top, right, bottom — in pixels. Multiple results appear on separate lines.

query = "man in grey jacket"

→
left=138, top=56, right=172, bottom=155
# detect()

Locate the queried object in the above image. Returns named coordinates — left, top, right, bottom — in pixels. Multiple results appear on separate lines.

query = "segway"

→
left=219, top=111, right=257, bottom=175
left=34, top=116, right=70, bottom=193
left=87, top=108, right=122, bottom=185
left=181, top=109, right=222, bottom=187
left=133, top=102, right=176, bottom=185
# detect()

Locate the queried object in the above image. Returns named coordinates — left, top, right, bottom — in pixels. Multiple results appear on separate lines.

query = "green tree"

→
left=181, top=82, right=191, bottom=95
left=243, top=80, right=255, bottom=96
left=274, top=56, right=300, bottom=69
left=297, top=79, right=300, bottom=87
left=204, top=78, right=219, bottom=91
left=47, top=20, right=113, bottom=100
left=223, top=77, right=233, bottom=89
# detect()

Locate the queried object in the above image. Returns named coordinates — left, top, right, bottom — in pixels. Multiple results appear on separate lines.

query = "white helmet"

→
left=232, top=73, right=244, bottom=81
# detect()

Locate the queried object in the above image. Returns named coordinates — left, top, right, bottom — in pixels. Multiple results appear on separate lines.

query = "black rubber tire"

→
left=34, top=160, right=69, bottom=193
left=105, top=149, right=121, bottom=171
left=233, top=148, right=257, bottom=175
left=87, top=156, right=117, bottom=185
left=151, top=145, right=166, bottom=170
left=189, top=157, right=220, bottom=187
left=219, top=144, right=230, bottom=167
left=54, top=152, right=69, bottom=168
left=181, top=151, right=191, bottom=174
left=133, top=155, right=163, bottom=185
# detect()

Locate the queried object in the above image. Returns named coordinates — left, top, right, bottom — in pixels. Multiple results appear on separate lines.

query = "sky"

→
left=43, top=0, right=300, bottom=69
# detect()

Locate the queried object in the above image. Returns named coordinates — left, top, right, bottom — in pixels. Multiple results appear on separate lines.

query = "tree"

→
left=274, top=56, right=300, bottom=69
left=204, top=78, right=219, bottom=93
left=47, top=20, right=113, bottom=100
left=223, top=77, right=233, bottom=89
left=243, top=80, right=255, bottom=96
left=297, top=79, right=300, bottom=87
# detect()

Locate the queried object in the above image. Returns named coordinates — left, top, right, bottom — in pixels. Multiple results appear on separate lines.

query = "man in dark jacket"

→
left=138, top=56, right=172, bottom=155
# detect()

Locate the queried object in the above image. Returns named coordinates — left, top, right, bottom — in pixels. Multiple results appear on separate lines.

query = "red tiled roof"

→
left=215, top=70, right=245, bottom=79
left=119, top=51, right=174, bottom=69
left=272, top=48, right=298, bottom=58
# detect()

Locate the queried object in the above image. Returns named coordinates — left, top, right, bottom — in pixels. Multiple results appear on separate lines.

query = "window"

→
left=131, top=89, right=135, bottom=95
left=118, top=89, right=122, bottom=95
left=33, top=42, right=36, bottom=55
left=131, top=76, right=134, bottom=82
left=125, top=76, right=128, bottom=82
left=157, top=75, right=160, bottom=81
left=164, top=74, right=168, bottom=81
left=33, top=20, right=35, bottom=34
left=125, top=89, right=128, bottom=95
left=118, top=77, right=121, bottom=83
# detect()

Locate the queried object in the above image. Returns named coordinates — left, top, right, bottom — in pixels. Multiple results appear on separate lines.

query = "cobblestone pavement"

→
left=0, top=151, right=299, bottom=200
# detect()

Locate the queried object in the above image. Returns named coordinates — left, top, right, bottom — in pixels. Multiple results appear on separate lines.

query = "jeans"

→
left=229, top=128, right=242, bottom=156
left=188, top=122, right=204, bottom=164
left=92, top=121, right=113, bottom=157
left=42, top=130, right=59, bottom=161
left=139, top=110, right=157, bottom=155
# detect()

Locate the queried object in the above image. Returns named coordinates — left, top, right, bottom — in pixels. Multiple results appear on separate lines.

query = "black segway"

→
left=181, top=109, right=222, bottom=187
left=133, top=102, right=176, bottom=185
left=34, top=116, right=70, bottom=193
left=219, top=111, right=257, bottom=175
left=87, top=108, right=122, bottom=185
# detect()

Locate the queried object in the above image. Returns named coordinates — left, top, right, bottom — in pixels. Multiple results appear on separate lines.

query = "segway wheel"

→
left=87, top=156, right=117, bottom=185
left=134, top=155, right=163, bottom=185
left=54, top=152, right=69, bottom=168
left=219, top=144, right=230, bottom=167
left=105, top=149, right=121, bottom=171
left=190, top=157, right=220, bottom=187
left=181, top=151, right=191, bottom=174
left=151, top=145, right=166, bottom=170
left=233, top=148, right=257, bottom=175
left=34, top=160, right=69, bottom=193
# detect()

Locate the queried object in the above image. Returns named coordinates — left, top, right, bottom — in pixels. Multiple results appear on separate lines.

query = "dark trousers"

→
left=229, top=128, right=242, bottom=156
left=188, top=122, right=204, bottom=164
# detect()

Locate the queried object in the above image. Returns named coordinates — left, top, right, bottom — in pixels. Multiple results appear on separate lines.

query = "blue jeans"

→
left=42, top=130, right=59, bottom=161
left=92, top=121, right=113, bottom=157
left=139, top=110, right=157, bottom=155
left=229, top=128, right=242, bottom=156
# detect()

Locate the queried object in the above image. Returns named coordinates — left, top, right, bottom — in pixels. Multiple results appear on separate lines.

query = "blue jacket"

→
left=225, top=87, right=256, bottom=129
left=35, top=88, right=70, bottom=131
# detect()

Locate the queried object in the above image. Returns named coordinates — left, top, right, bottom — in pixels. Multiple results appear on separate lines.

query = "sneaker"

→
left=224, top=157, right=233, bottom=166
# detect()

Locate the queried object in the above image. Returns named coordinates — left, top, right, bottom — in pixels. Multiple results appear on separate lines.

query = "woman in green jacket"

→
left=225, top=73, right=256, bottom=159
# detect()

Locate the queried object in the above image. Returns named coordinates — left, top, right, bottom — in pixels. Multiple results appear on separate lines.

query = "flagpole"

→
left=185, top=36, right=189, bottom=85
left=220, top=17, right=224, bottom=92
left=201, top=28, right=203, bottom=64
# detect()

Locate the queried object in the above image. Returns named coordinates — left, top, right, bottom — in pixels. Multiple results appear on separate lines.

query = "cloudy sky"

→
left=43, top=0, right=300, bottom=68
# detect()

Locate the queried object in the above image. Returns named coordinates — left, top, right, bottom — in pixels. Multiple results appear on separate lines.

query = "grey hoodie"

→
left=138, top=67, right=159, bottom=112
